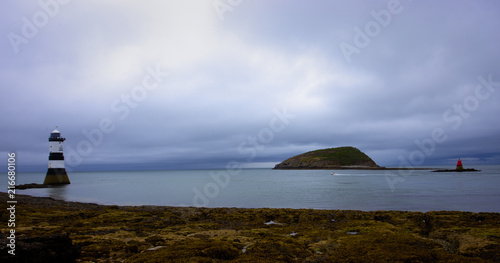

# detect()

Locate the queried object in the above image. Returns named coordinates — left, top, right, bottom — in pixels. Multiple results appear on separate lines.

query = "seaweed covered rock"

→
left=2, top=193, right=499, bottom=262
left=0, top=234, right=80, bottom=263
left=274, top=146, right=379, bottom=169
left=126, top=239, right=240, bottom=262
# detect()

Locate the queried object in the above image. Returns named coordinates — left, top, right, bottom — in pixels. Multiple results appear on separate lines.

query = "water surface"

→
left=4, top=165, right=500, bottom=212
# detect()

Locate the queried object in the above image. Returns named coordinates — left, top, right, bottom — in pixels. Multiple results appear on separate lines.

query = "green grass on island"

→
left=274, top=146, right=380, bottom=169
left=305, top=147, right=376, bottom=166
left=1, top=193, right=500, bottom=262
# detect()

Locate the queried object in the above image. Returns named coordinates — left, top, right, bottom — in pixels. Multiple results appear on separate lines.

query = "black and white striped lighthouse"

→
left=44, top=126, right=70, bottom=184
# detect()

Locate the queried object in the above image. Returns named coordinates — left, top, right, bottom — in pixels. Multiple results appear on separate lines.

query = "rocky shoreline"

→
left=273, top=166, right=434, bottom=170
left=432, top=168, right=481, bottom=172
left=15, top=183, right=53, bottom=190
left=1, top=193, right=499, bottom=262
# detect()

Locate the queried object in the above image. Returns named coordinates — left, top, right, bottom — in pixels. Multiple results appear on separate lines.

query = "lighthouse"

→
left=456, top=158, right=464, bottom=171
left=44, top=127, right=70, bottom=184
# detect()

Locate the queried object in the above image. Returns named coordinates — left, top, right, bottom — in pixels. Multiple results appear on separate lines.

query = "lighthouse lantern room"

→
left=44, top=126, right=70, bottom=184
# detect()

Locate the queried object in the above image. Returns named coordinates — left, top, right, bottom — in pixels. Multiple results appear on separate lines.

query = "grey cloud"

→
left=1, top=1, right=499, bottom=171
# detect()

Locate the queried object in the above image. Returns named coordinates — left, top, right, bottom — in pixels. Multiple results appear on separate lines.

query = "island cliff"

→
left=273, top=146, right=380, bottom=170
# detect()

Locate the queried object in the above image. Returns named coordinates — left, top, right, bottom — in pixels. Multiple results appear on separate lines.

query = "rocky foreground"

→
left=1, top=193, right=500, bottom=262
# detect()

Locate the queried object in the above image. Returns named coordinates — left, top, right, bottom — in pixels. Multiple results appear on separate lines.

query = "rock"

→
left=16, top=183, right=51, bottom=190
left=0, top=234, right=80, bottom=263
left=432, top=168, right=481, bottom=172
left=147, top=246, right=165, bottom=251
left=273, top=146, right=380, bottom=170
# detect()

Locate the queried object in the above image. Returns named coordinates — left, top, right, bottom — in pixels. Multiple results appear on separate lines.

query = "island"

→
left=273, top=146, right=381, bottom=170
left=273, top=146, right=434, bottom=170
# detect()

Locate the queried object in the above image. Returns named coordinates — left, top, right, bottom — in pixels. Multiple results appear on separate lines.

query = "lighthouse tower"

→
left=44, top=127, right=70, bottom=184
left=456, top=158, right=464, bottom=171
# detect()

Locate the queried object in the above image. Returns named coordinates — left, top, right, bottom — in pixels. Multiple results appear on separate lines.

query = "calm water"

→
left=4, top=165, right=500, bottom=212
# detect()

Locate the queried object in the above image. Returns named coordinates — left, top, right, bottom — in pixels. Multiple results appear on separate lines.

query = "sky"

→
left=1, top=0, right=500, bottom=172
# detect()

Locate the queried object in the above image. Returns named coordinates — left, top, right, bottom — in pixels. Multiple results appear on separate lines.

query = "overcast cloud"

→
left=1, top=0, right=499, bottom=172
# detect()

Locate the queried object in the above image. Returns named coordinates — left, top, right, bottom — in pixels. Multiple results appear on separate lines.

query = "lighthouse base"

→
left=44, top=168, right=71, bottom=184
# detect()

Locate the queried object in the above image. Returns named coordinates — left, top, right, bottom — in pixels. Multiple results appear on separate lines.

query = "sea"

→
left=3, top=165, right=500, bottom=212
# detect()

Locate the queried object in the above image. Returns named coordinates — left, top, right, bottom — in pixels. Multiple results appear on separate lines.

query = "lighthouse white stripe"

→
left=49, top=141, right=64, bottom=153
left=49, top=160, right=65, bottom=168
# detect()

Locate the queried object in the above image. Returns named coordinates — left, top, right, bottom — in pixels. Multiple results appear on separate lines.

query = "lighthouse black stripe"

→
left=49, top=137, right=65, bottom=142
left=46, top=168, right=68, bottom=176
left=49, top=152, right=65, bottom=160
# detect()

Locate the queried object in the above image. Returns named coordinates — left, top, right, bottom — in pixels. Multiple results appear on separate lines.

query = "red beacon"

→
left=456, top=158, right=464, bottom=171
